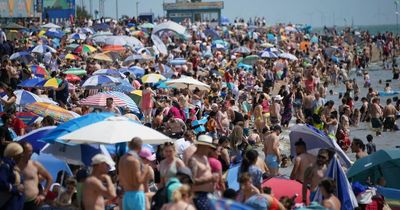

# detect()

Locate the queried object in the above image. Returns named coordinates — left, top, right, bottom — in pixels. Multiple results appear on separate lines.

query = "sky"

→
left=80, top=0, right=397, bottom=27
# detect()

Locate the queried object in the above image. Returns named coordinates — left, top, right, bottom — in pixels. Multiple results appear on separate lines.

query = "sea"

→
left=313, top=24, right=400, bottom=35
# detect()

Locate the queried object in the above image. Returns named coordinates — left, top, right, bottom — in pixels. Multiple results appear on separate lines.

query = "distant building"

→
left=42, top=0, right=76, bottom=23
left=163, top=0, right=224, bottom=24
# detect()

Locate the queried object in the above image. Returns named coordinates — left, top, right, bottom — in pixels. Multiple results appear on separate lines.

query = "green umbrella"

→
left=242, top=55, right=260, bottom=65
left=347, top=149, right=400, bottom=189
left=2, top=23, right=26, bottom=30
left=64, top=68, right=87, bottom=76
left=66, top=43, right=80, bottom=50
left=139, top=23, right=155, bottom=29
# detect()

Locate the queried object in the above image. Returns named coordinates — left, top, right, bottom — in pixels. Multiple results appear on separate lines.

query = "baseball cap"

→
left=91, top=154, right=115, bottom=168
left=139, top=148, right=156, bottom=161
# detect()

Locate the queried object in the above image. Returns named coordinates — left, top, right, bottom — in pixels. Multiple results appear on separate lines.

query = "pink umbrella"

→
left=262, top=177, right=309, bottom=204
left=80, top=93, right=127, bottom=107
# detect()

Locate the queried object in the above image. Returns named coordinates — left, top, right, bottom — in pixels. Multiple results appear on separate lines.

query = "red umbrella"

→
left=262, top=177, right=309, bottom=204
left=66, top=74, right=81, bottom=82
left=80, top=93, right=127, bottom=107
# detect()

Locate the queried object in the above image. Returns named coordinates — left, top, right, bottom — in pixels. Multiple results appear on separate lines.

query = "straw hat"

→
left=4, top=142, right=23, bottom=158
left=196, top=135, right=216, bottom=148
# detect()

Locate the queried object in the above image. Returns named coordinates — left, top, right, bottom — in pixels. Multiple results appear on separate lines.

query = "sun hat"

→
left=91, top=154, right=115, bottom=168
left=139, top=148, right=156, bottom=161
left=3, top=143, right=23, bottom=158
left=196, top=134, right=216, bottom=148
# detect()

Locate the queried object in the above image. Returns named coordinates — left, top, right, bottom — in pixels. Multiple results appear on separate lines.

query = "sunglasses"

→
left=164, top=141, right=174, bottom=146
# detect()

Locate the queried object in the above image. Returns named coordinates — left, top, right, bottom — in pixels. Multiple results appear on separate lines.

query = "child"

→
left=352, top=108, right=361, bottom=127
left=205, top=111, right=218, bottom=140
left=243, top=115, right=250, bottom=137
left=366, top=135, right=376, bottom=154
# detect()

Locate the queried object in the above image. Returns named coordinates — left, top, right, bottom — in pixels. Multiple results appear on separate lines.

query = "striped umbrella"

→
left=66, top=74, right=81, bottom=82
left=38, top=78, right=62, bottom=88
left=104, top=91, right=139, bottom=113
left=64, top=68, right=87, bottom=76
left=30, top=65, right=49, bottom=77
left=93, top=69, right=125, bottom=78
left=69, top=33, right=87, bottom=40
left=82, top=75, right=121, bottom=89
left=141, top=73, right=166, bottom=83
left=111, top=78, right=135, bottom=93
left=102, top=45, right=126, bottom=52
left=65, top=53, right=81, bottom=60
left=75, top=44, right=97, bottom=53
left=91, top=53, right=113, bottom=62
left=18, top=77, right=46, bottom=88
left=4, top=90, right=42, bottom=105
left=260, top=51, right=278, bottom=58
left=25, top=102, right=78, bottom=122
left=80, top=93, right=127, bottom=107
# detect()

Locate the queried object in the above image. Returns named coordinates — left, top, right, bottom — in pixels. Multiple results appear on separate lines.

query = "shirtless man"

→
left=188, top=135, right=219, bottom=210
left=303, top=90, right=315, bottom=119
left=119, top=137, right=149, bottom=210
left=270, top=96, right=282, bottom=125
left=290, top=139, right=316, bottom=182
left=383, top=98, right=397, bottom=131
left=370, top=97, right=383, bottom=136
left=263, top=125, right=282, bottom=176
left=19, top=142, right=53, bottom=210
left=83, top=154, right=116, bottom=210
left=302, top=149, right=331, bottom=204
left=351, top=138, right=368, bottom=160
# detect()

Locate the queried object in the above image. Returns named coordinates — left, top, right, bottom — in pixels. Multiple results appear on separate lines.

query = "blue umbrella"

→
left=45, top=30, right=65, bottom=38
left=93, top=69, right=125, bottom=78
left=31, top=153, right=73, bottom=182
left=260, top=51, right=278, bottom=58
left=204, top=29, right=220, bottom=40
left=41, top=112, right=115, bottom=143
left=16, top=126, right=56, bottom=153
left=311, top=36, right=319, bottom=43
left=331, top=56, right=341, bottom=63
left=154, top=81, right=170, bottom=89
left=313, top=157, right=358, bottom=209
left=104, top=91, right=140, bottom=113
left=111, top=79, right=135, bottom=93
left=10, top=51, right=32, bottom=60
left=227, top=164, right=241, bottom=191
left=18, top=77, right=46, bottom=88
left=221, top=16, right=230, bottom=26
left=82, top=75, right=121, bottom=88
left=128, top=66, right=146, bottom=77
left=93, top=23, right=110, bottom=31
left=267, top=33, right=276, bottom=41
left=169, top=58, right=187, bottom=65
left=232, top=47, right=251, bottom=54
left=13, top=90, right=43, bottom=105
left=31, top=44, right=57, bottom=54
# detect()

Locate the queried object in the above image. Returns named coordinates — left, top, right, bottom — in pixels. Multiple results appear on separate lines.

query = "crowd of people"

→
left=0, top=15, right=399, bottom=210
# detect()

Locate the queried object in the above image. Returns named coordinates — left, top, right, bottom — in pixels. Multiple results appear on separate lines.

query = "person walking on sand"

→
left=263, top=125, right=282, bottom=176
left=119, top=137, right=149, bottom=210
left=370, top=97, right=383, bottom=136
left=82, top=154, right=116, bottom=210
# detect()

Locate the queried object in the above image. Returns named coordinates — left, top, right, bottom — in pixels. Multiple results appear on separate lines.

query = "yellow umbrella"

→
left=25, top=102, right=77, bottom=122
left=131, top=90, right=142, bottom=96
left=38, top=30, right=46, bottom=37
left=91, top=53, right=113, bottom=62
left=141, top=73, right=166, bottom=83
left=43, top=78, right=62, bottom=88
left=65, top=53, right=81, bottom=60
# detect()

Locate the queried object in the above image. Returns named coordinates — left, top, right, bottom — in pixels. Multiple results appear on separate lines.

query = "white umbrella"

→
left=165, top=76, right=210, bottom=91
left=31, top=44, right=57, bottom=54
left=152, top=21, right=187, bottom=37
left=59, top=116, right=171, bottom=144
left=151, top=34, right=168, bottom=55
left=279, top=52, right=298, bottom=61
left=105, top=36, right=127, bottom=46
left=41, top=23, right=61, bottom=29
left=82, top=75, right=121, bottom=89
left=121, top=36, right=144, bottom=49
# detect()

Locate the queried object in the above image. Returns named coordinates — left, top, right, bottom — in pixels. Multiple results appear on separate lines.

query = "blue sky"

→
left=81, top=0, right=396, bottom=26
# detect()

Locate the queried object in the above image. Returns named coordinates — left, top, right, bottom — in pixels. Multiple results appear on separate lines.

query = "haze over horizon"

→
left=81, top=0, right=397, bottom=27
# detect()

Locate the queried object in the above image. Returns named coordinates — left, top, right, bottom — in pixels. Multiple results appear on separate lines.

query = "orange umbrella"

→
left=102, top=45, right=126, bottom=52
left=300, top=41, right=310, bottom=51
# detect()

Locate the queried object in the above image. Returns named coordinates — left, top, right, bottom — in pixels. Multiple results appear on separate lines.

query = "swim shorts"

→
left=123, top=191, right=145, bottom=210
left=265, top=154, right=279, bottom=169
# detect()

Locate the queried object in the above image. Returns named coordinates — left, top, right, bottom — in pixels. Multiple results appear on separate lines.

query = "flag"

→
left=313, top=156, right=358, bottom=210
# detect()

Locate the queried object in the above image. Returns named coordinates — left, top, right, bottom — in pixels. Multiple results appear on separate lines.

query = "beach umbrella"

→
left=232, top=47, right=251, bottom=54
left=376, top=186, right=400, bottom=209
left=209, top=196, right=254, bottom=210
left=59, top=116, right=171, bottom=144
left=91, top=53, right=113, bottom=62
left=93, top=69, right=125, bottom=78
left=169, top=58, right=187, bottom=65
left=104, top=91, right=139, bottom=113
left=221, top=16, right=230, bottom=26
left=141, top=73, right=166, bottom=83
left=279, top=52, right=298, bottom=61
left=80, top=93, right=127, bottom=107
left=131, top=30, right=146, bottom=37
left=237, top=63, right=253, bottom=71
left=92, top=23, right=109, bottom=31
left=204, top=29, right=220, bottom=40
left=242, top=55, right=260, bottom=65
left=81, top=27, right=94, bottom=34
left=129, top=90, right=142, bottom=105
left=152, top=21, right=187, bottom=37
left=105, top=36, right=126, bottom=46
left=260, top=42, right=274, bottom=48
left=123, top=54, right=153, bottom=65
left=82, top=75, right=121, bottom=88
left=69, top=33, right=87, bottom=40
left=41, top=112, right=115, bottom=143
left=261, top=51, right=278, bottom=58
left=10, top=51, right=33, bottom=62
left=227, top=164, right=241, bottom=191
left=289, top=124, right=351, bottom=168
left=111, top=78, right=135, bottom=93
left=311, top=36, right=319, bottom=43
left=262, top=177, right=309, bottom=204
left=313, top=157, right=358, bottom=209
left=12, top=90, right=46, bottom=106
left=64, top=68, right=87, bottom=76
left=31, top=153, right=72, bottom=183
left=41, top=142, right=111, bottom=166
left=151, top=34, right=168, bottom=55
left=18, top=77, right=46, bottom=88
left=140, top=23, right=155, bottom=29
left=41, top=78, right=62, bottom=88
left=2, top=23, right=25, bottom=29
left=30, top=65, right=49, bottom=77
left=66, top=74, right=81, bottom=82
left=44, top=30, right=65, bottom=38
left=74, top=44, right=97, bottom=53
left=267, top=33, right=276, bottom=41
left=66, top=43, right=80, bottom=50
left=41, top=23, right=61, bottom=29
left=285, top=26, right=298, bottom=33
left=16, top=126, right=56, bottom=153
left=120, top=66, right=145, bottom=77
left=92, top=35, right=108, bottom=44
left=31, top=44, right=57, bottom=54
left=65, top=53, right=81, bottom=60
left=25, top=102, right=78, bottom=122
left=347, top=149, right=400, bottom=189
left=102, top=45, right=126, bottom=52
left=165, top=76, right=210, bottom=91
